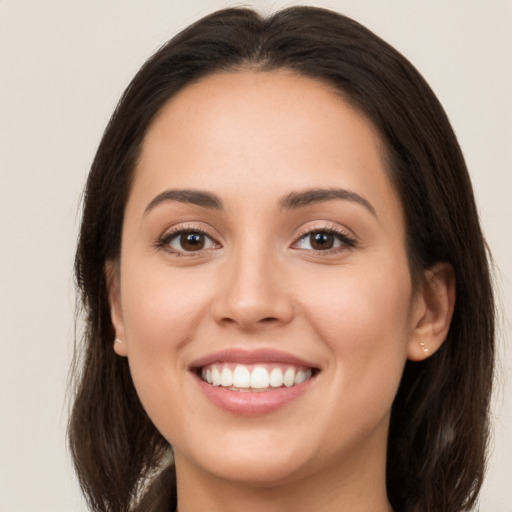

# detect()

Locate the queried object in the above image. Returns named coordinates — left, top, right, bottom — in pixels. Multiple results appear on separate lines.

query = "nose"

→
left=211, top=247, right=295, bottom=331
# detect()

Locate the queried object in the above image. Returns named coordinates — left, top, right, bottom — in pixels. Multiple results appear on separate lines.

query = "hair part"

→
left=70, top=6, right=494, bottom=512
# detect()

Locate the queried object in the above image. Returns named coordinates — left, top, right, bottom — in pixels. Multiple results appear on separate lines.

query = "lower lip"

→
left=193, top=373, right=316, bottom=416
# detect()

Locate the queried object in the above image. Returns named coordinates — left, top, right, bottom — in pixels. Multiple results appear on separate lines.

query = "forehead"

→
left=143, top=71, right=384, bottom=171
left=130, top=70, right=403, bottom=226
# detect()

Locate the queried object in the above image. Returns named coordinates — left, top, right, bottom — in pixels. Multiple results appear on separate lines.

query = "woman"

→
left=69, top=6, right=495, bottom=512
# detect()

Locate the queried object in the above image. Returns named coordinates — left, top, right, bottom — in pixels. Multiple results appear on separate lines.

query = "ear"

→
left=105, top=260, right=128, bottom=357
left=408, top=262, right=456, bottom=361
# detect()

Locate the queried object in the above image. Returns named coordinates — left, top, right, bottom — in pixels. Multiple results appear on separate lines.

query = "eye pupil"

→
left=180, top=232, right=205, bottom=251
left=311, top=232, right=334, bottom=250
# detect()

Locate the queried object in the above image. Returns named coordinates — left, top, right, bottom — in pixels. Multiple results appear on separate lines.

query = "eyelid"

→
left=153, top=220, right=356, bottom=257
left=155, top=223, right=222, bottom=256
left=290, top=222, right=357, bottom=252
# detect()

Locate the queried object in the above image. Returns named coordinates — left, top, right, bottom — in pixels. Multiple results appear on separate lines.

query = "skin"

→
left=108, top=71, right=455, bottom=512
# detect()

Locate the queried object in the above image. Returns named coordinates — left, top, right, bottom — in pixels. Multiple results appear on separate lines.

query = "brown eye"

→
left=164, top=230, right=218, bottom=253
left=293, top=228, right=355, bottom=252
left=180, top=232, right=206, bottom=251
left=309, top=232, right=335, bottom=250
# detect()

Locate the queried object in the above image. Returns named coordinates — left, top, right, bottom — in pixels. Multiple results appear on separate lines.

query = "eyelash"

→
left=154, top=224, right=356, bottom=257
left=292, top=226, right=356, bottom=254
left=154, top=225, right=219, bottom=257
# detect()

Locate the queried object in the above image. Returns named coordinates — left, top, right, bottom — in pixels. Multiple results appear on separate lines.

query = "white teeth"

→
left=211, top=367, right=221, bottom=386
left=200, top=363, right=314, bottom=391
left=269, top=367, right=284, bottom=387
left=202, top=367, right=214, bottom=384
left=250, top=367, right=269, bottom=388
left=283, top=367, right=295, bottom=387
left=220, top=367, right=233, bottom=387
left=295, top=370, right=307, bottom=385
left=233, top=365, right=251, bottom=388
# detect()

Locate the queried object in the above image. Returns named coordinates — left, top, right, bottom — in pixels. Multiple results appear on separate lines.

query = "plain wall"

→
left=0, top=1, right=510, bottom=510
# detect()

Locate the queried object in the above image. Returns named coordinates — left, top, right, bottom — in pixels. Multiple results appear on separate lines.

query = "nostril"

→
left=221, top=316, right=278, bottom=325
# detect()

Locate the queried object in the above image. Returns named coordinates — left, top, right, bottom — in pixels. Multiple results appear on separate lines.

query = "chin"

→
left=169, top=421, right=317, bottom=485
left=183, top=448, right=314, bottom=488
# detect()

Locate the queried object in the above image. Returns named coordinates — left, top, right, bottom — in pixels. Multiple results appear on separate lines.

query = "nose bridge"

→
left=212, top=236, right=293, bottom=329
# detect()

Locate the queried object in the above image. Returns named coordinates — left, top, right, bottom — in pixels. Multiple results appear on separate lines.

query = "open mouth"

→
left=196, top=362, right=319, bottom=392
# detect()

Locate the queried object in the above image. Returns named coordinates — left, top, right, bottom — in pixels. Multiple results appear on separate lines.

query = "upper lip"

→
left=189, top=348, right=320, bottom=370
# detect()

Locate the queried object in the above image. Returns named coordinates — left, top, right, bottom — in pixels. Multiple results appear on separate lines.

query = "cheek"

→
left=304, top=252, right=413, bottom=338
left=121, top=263, right=210, bottom=347
left=298, top=258, right=413, bottom=396
left=118, top=263, right=213, bottom=405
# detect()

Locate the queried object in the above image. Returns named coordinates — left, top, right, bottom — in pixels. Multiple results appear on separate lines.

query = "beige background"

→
left=0, top=1, right=510, bottom=510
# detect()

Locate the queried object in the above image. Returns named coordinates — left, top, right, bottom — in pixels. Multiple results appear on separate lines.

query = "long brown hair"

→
left=69, top=7, right=495, bottom=512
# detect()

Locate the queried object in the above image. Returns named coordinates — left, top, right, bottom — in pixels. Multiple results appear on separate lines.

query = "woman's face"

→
left=110, top=71, right=426, bottom=486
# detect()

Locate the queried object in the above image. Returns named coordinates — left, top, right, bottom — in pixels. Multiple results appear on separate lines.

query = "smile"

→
left=190, top=349, right=320, bottom=415
left=200, top=363, right=314, bottom=392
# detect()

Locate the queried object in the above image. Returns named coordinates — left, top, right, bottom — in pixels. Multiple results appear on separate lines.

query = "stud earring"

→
left=419, top=341, right=429, bottom=354
left=114, top=338, right=122, bottom=344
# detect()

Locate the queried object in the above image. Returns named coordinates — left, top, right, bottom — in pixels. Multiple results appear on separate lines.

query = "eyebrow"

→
left=144, top=187, right=376, bottom=217
left=279, top=188, right=377, bottom=217
left=144, top=189, right=223, bottom=214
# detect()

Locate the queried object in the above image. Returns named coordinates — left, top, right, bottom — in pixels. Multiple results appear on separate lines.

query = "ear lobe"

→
left=407, top=262, right=456, bottom=361
left=105, top=260, right=128, bottom=357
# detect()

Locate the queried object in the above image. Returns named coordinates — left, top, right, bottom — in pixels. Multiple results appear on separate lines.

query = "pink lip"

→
left=189, top=348, right=319, bottom=369
left=189, top=348, right=320, bottom=416
left=193, top=373, right=316, bottom=416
